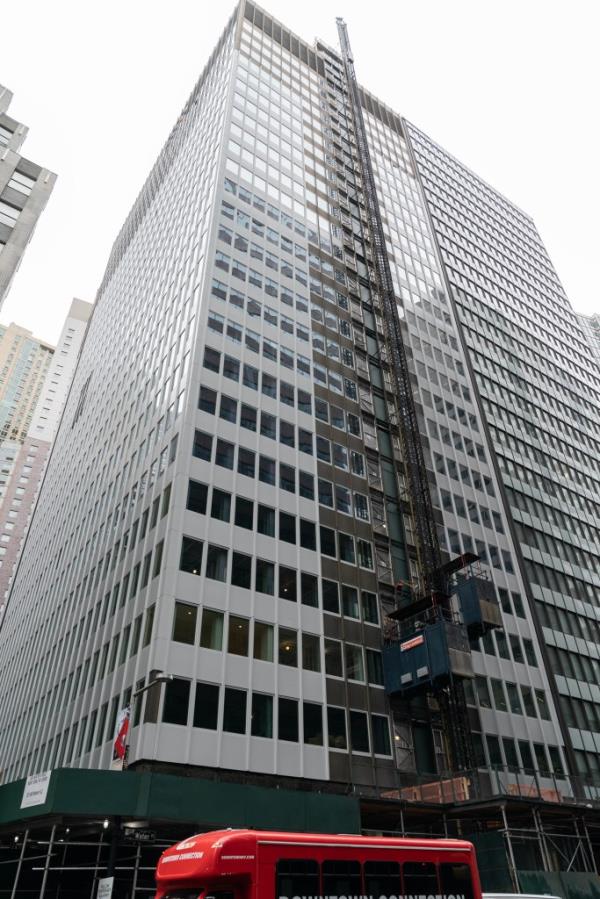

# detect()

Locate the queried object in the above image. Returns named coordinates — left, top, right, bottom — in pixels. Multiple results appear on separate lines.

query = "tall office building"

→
left=0, top=85, right=57, bottom=309
left=0, top=5, right=598, bottom=892
left=0, top=299, right=92, bottom=620
left=0, top=322, right=54, bottom=450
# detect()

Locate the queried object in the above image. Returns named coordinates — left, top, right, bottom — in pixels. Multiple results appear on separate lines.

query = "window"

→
left=325, top=639, right=343, bottom=678
left=206, top=545, right=228, bottom=581
left=279, top=566, right=296, bottom=602
left=223, top=688, right=246, bottom=733
left=279, top=628, right=298, bottom=667
left=345, top=644, right=365, bottom=681
left=193, top=430, right=212, bottom=461
left=338, top=532, right=355, bottom=564
left=254, top=622, right=274, bottom=662
left=279, top=697, right=298, bottom=742
left=256, top=559, right=275, bottom=595
left=323, top=861, right=361, bottom=896
left=215, top=439, right=234, bottom=469
left=251, top=693, right=273, bottom=738
left=372, top=714, right=391, bottom=755
left=203, top=346, right=220, bottom=372
left=231, top=551, right=252, bottom=588
left=320, top=526, right=336, bottom=558
left=364, top=862, right=401, bottom=897
left=301, top=572, right=318, bottom=607
left=404, top=863, right=438, bottom=896
left=303, top=702, right=323, bottom=745
left=228, top=616, right=249, bottom=656
left=350, top=710, right=370, bottom=753
left=180, top=536, right=203, bottom=575
left=296, top=521, right=315, bottom=552
left=279, top=512, right=296, bottom=544
left=193, top=683, right=219, bottom=730
left=257, top=504, right=275, bottom=536
left=172, top=602, right=197, bottom=644
left=211, top=488, right=231, bottom=522
left=276, top=860, right=319, bottom=899
left=240, top=404, right=257, bottom=431
left=327, top=706, right=347, bottom=749
left=219, top=395, right=237, bottom=423
left=162, top=678, right=190, bottom=726
left=223, top=355, right=240, bottom=381
left=235, top=496, right=253, bottom=529
left=238, top=448, right=255, bottom=477
left=279, top=463, right=295, bottom=492
left=200, top=609, right=223, bottom=650
left=259, top=455, right=276, bottom=485
left=440, top=864, right=474, bottom=899
left=199, top=385, right=217, bottom=415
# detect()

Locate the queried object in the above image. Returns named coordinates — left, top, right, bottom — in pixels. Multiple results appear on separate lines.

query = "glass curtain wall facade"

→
left=0, top=0, right=596, bottom=804
left=404, top=124, right=600, bottom=789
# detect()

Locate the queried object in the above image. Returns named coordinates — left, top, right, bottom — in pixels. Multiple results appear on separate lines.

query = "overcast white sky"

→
left=2, top=0, right=598, bottom=344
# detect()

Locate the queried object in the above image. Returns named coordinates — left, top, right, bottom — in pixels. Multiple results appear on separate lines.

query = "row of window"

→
left=162, top=677, right=392, bottom=754
left=198, top=383, right=368, bottom=483
left=469, top=675, right=551, bottom=721
left=211, top=277, right=309, bottom=336
left=207, top=307, right=360, bottom=402
left=172, top=602, right=383, bottom=683
left=203, top=344, right=364, bottom=439
left=221, top=196, right=307, bottom=259
left=479, top=627, right=538, bottom=667
left=275, top=859, right=473, bottom=899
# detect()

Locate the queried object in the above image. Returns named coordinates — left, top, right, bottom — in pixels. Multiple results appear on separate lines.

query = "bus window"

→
left=276, top=859, right=319, bottom=898
left=322, top=860, right=361, bottom=896
left=404, top=861, right=439, bottom=895
left=364, top=860, right=402, bottom=896
left=440, top=863, right=474, bottom=899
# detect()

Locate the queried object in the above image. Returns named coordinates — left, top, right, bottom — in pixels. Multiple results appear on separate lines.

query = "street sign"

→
left=97, top=877, right=114, bottom=899
left=124, top=827, right=156, bottom=843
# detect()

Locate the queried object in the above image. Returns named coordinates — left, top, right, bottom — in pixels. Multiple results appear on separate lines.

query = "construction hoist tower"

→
left=335, top=18, right=501, bottom=772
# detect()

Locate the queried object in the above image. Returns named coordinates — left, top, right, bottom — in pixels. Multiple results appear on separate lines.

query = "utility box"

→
left=383, top=617, right=473, bottom=697
left=455, top=576, right=501, bottom=638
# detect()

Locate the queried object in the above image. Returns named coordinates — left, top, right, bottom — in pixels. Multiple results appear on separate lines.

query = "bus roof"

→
left=156, top=829, right=475, bottom=887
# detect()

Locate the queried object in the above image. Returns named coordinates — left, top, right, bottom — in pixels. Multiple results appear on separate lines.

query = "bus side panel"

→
left=256, top=844, right=277, bottom=899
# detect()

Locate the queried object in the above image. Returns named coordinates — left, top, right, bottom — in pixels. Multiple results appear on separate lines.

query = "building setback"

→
left=0, top=3, right=599, bottom=895
left=0, top=85, right=56, bottom=310
left=0, top=299, right=92, bottom=621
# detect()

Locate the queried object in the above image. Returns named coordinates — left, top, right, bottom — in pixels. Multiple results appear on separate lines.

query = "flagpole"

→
left=112, top=670, right=173, bottom=771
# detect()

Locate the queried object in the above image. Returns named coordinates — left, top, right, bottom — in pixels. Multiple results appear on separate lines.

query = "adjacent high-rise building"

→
left=0, top=299, right=92, bottom=621
left=577, top=312, right=600, bottom=363
left=0, top=322, right=54, bottom=450
left=0, top=5, right=598, bottom=891
left=0, top=85, right=56, bottom=310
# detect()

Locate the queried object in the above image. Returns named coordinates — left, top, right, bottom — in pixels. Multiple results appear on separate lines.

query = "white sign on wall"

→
left=20, top=770, right=52, bottom=809
left=97, top=876, right=114, bottom=899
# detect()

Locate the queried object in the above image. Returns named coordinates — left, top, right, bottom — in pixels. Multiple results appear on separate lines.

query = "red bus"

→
left=155, top=829, right=481, bottom=899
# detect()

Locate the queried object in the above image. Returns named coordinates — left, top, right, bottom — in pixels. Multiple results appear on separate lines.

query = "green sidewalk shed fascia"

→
left=0, top=768, right=360, bottom=834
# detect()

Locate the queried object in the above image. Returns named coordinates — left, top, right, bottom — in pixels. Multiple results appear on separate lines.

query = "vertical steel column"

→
left=131, top=841, right=142, bottom=896
left=10, top=829, right=29, bottom=899
left=533, top=808, right=552, bottom=871
left=90, top=829, right=105, bottom=899
left=583, top=818, right=598, bottom=874
left=38, top=824, right=56, bottom=898
left=501, top=805, right=519, bottom=892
